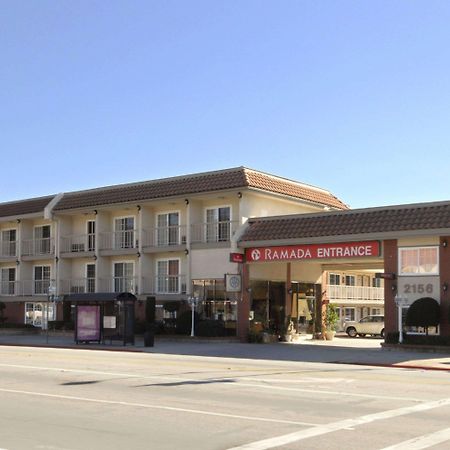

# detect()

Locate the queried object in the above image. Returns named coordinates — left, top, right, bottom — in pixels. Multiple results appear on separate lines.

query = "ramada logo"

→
left=251, top=249, right=261, bottom=261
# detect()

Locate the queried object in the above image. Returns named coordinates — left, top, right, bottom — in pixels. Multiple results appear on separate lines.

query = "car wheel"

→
left=358, top=333, right=366, bottom=337
left=346, top=327, right=357, bottom=338
left=380, top=329, right=385, bottom=338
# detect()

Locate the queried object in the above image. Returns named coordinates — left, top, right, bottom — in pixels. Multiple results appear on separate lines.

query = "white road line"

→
left=0, top=363, right=423, bottom=402
left=0, top=387, right=318, bottom=427
left=239, top=377, right=353, bottom=384
left=380, top=427, right=450, bottom=450
left=227, top=397, right=450, bottom=450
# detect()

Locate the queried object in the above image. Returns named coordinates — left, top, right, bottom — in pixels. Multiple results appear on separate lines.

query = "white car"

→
left=345, top=315, right=385, bottom=338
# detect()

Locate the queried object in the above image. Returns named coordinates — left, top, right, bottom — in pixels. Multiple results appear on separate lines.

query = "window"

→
left=34, top=225, right=51, bottom=254
left=113, top=262, right=134, bottom=293
left=372, top=277, right=382, bottom=288
left=86, top=264, right=96, bottom=293
left=157, top=212, right=179, bottom=246
left=34, top=266, right=50, bottom=294
left=344, top=308, right=355, bottom=321
left=114, top=217, right=135, bottom=249
left=87, top=220, right=96, bottom=251
left=399, top=246, right=439, bottom=275
left=329, top=273, right=341, bottom=285
left=372, top=308, right=382, bottom=316
left=345, top=275, right=355, bottom=286
left=157, top=260, right=180, bottom=293
left=206, top=207, right=231, bottom=242
left=1, top=267, right=15, bottom=295
left=1, top=229, right=17, bottom=256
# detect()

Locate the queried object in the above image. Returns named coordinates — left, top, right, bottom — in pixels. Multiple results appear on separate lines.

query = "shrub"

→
left=406, top=297, right=440, bottom=333
left=196, top=320, right=226, bottom=337
left=176, top=310, right=199, bottom=335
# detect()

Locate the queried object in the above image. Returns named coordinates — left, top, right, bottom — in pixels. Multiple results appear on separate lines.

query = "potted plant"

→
left=324, top=303, right=339, bottom=340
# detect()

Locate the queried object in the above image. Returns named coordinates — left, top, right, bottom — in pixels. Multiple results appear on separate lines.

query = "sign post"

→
left=394, top=295, right=410, bottom=344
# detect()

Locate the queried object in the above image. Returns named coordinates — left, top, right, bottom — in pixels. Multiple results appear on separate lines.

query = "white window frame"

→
left=398, top=246, right=439, bottom=276
left=86, top=220, right=96, bottom=252
left=156, top=258, right=181, bottom=294
left=112, top=260, right=135, bottom=293
left=33, top=224, right=51, bottom=254
left=205, top=205, right=232, bottom=242
left=1, top=266, right=16, bottom=295
left=113, top=216, right=136, bottom=249
left=156, top=210, right=180, bottom=246
left=85, top=262, right=96, bottom=293
left=33, top=265, right=51, bottom=295
left=329, top=273, right=341, bottom=285
left=1, top=228, right=17, bottom=257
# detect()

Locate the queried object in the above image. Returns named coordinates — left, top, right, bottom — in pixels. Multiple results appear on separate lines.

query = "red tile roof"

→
left=53, top=167, right=348, bottom=211
left=0, top=195, right=55, bottom=219
left=239, top=201, right=450, bottom=244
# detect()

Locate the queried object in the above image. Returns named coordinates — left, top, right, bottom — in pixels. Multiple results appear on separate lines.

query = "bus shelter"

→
left=66, top=292, right=136, bottom=345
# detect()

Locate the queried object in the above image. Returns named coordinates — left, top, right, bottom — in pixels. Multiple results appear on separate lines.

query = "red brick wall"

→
left=440, top=237, right=450, bottom=335
left=383, top=240, right=398, bottom=336
left=238, top=264, right=250, bottom=342
left=3, top=302, right=25, bottom=324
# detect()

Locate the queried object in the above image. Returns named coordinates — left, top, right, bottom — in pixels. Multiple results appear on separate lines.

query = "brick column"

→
left=285, top=263, right=292, bottom=318
left=383, top=239, right=398, bottom=336
left=238, top=263, right=250, bottom=342
left=440, top=237, right=450, bottom=336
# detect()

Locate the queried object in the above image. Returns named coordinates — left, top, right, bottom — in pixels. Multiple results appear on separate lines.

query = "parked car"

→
left=344, top=315, right=385, bottom=338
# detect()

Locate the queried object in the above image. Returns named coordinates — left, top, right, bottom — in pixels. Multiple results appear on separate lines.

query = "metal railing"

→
left=98, top=276, right=138, bottom=294
left=142, top=225, right=187, bottom=248
left=15, top=279, right=51, bottom=296
left=191, top=221, right=238, bottom=244
left=327, top=285, right=384, bottom=301
left=60, top=278, right=96, bottom=294
left=99, top=230, right=138, bottom=250
left=0, top=241, right=17, bottom=257
left=21, top=238, right=54, bottom=257
left=155, top=274, right=186, bottom=294
left=0, top=280, right=19, bottom=295
left=60, top=234, right=96, bottom=253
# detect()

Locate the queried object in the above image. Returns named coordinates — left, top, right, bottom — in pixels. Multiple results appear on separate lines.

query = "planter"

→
left=325, top=330, right=336, bottom=340
left=143, top=330, right=155, bottom=347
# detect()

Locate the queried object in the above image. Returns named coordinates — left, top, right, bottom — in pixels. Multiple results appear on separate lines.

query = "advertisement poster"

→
left=76, top=305, right=101, bottom=341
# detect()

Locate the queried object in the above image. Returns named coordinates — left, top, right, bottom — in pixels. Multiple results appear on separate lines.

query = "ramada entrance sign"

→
left=245, top=241, right=381, bottom=262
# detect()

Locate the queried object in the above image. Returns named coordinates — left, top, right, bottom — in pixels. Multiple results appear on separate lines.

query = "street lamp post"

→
left=187, top=295, right=200, bottom=337
left=47, top=280, right=56, bottom=344
left=394, top=295, right=409, bottom=344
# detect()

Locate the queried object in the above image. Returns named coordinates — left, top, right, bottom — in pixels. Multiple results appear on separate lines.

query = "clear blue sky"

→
left=2, top=1, right=450, bottom=208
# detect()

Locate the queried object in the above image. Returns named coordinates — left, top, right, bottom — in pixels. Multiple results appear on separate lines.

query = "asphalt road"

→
left=1, top=345, right=450, bottom=450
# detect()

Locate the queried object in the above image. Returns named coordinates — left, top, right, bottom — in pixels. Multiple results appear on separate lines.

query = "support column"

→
left=285, top=263, right=292, bottom=320
left=383, top=239, right=398, bottom=337
left=238, top=263, right=250, bottom=342
left=440, top=236, right=450, bottom=336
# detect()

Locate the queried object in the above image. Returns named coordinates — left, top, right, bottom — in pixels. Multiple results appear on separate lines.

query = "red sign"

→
left=230, top=252, right=245, bottom=263
left=245, top=241, right=380, bottom=262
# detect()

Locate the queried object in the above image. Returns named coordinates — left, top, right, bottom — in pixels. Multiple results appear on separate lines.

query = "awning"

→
left=64, top=292, right=137, bottom=303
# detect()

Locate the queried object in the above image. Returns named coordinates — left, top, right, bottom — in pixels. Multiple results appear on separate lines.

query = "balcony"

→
left=0, top=241, right=17, bottom=258
left=99, top=230, right=138, bottom=254
left=191, top=221, right=238, bottom=245
left=60, top=278, right=96, bottom=295
left=13, top=279, right=51, bottom=296
left=155, top=274, right=186, bottom=294
left=142, top=225, right=187, bottom=250
left=0, top=280, right=19, bottom=296
left=327, top=285, right=384, bottom=304
left=98, top=276, right=138, bottom=294
left=60, top=234, right=95, bottom=255
left=21, top=238, right=54, bottom=258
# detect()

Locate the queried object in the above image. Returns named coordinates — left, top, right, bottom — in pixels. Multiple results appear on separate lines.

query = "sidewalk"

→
left=2, top=331, right=450, bottom=372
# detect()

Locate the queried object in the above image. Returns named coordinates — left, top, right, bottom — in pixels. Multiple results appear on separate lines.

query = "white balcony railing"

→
left=98, top=276, right=138, bottom=294
left=0, top=241, right=17, bottom=257
left=99, top=230, right=138, bottom=251
left=191, top=221, right=238, bottom=244
left=327, top=285, right=384, bottom=302
left=0, top=280, right=19, bottom=295
left=142, top=225, right=187, bottom=248
left=155, top=275, right=186, bottom=294
left=14, top=279, right=51, bottom=296
left=60, top=234, right=95, bottom=253
left=21, top=238, right=54, bottom=257
left=60, top=278, right=96, bottom=295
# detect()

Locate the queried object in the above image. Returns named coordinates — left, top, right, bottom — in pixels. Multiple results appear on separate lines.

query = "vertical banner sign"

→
left=76, top=305, right=101, bottom=341
left=245, top=241, right=380, bottom=262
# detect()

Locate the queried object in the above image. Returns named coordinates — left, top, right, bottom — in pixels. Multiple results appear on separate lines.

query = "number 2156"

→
left=404, top=284, right=433, bottom=294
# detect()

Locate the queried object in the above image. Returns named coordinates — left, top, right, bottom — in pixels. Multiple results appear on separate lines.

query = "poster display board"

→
left=76, top=305, right=101, bottom=342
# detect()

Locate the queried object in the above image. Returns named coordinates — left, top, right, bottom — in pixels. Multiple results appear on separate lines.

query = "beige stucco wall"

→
left=191, top=248, right=238, bottom=279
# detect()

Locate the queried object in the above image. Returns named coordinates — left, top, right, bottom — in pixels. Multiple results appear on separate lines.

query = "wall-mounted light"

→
left=443, top=239, right=448, bottom=248
left=237, top=192, right=242, bottom=199
left=246, top=287, right=252, bottom=293
left=94, top=210, right=98, bottom=215
left=184, top=249, right=189, bottom=255
left=287, top=288, right=293, bottom=295
left=55, top=256, right=59, bottom=263
left=137, top=251, right=141, bottom=258
left=16, top=219, right=21, bottom=224
left=443, top=283, right=448, bottom=292
left=15, top=259, right=20, bottom=266
left=391, top=284, right=397, bottom=292
left=137, top=205, right=141, bottom=211
left=185, top=199, right=189, bottom=205
left=93, top=255, right=97, bottom=260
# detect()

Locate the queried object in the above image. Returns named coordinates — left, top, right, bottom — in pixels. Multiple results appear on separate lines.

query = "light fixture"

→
left=137, top=205, right=141, bottom=211
left=185, top=249, right=189, bottom=255
left=287, top=288, right=293, bottom=295
left=93, top=255, right=97, bottom=260
left=237, top=192, right=242, bottom=199
left=16, top=219, right=21, bottom=224
left=246, top=287, right=252, bottom=293
left=137, top=252, right=141, bottom=258
left=94, top=210, right=98, bottom=215
left=15, top=259, right=20, bottom=266
left=391, top=284, right=397, bottom=292
left=185, top=199, right=189, bottom=205
left=443, top=239, right=448, bottom=248
left=444, top=283, right=448, bottom=292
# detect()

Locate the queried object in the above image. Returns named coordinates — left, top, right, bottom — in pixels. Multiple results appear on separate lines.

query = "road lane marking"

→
left=227, top=397, right=450, bottom=450
left=380, top=426, right=450, bottom=449
left=0, top=363, right=424, bottom=403
left=0, top=387, right=318, bottom=427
